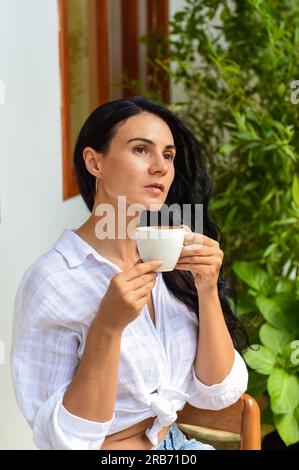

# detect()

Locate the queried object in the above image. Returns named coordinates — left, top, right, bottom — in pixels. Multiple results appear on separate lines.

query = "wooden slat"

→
left=176, top=400, right=243, bottom=435
left=95, top=0, right=109, bottom=104
left=241, top=394, right=261, bottom=450
left=58, top=0, right=109, bottom=200
left=147, top=0, right=170, bottom=103
left=147, top=0, right=169, bottom=33
left=87, top=0, right=100, bottom=108
left=57, top=0, right=79, bottom=200
left=176, top=394, right=262, bottom=450
left=121, top=0, right=139, bottom=96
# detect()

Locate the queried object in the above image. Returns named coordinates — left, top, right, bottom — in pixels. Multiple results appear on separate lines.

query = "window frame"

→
left=58, top=0, right=169, bottom=200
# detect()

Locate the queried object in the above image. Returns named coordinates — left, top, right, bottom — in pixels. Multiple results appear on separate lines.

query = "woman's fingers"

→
left=134, top=278, right=157, bottom=299
left=123, top=259, right=162, bottom=281
left=180, top=245, right=216, bottom=257
left=184, top=233, right=217, bottom=247
left=175, top=263, right=217, bottom=273
left=180, top=224, right=218, bottom=248
left=129, top=272, right=157, bottom=290
left=176, top=255, right=220, bottom=265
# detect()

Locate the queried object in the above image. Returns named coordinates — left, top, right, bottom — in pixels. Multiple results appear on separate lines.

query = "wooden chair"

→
left=176, top=393, right=261, bottom=450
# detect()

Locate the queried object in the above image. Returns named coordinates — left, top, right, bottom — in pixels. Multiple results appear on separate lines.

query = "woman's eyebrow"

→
left=127, top=137, right=176, bottom=151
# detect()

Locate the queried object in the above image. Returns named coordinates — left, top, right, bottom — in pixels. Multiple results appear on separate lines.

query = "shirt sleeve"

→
left=11, top=274, right=115, bottom=450
left=185, top=349, right=248, bottom=410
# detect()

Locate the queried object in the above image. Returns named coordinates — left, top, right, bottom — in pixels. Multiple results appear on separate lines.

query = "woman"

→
left=11, top=96, right=249, bottom=450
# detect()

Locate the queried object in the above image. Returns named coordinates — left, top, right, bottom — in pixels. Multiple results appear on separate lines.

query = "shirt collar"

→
left=53, top=229, right=122, bottom=271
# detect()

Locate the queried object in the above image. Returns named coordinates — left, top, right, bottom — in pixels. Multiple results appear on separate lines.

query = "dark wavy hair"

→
left=73, top=96, right=249, bottom=353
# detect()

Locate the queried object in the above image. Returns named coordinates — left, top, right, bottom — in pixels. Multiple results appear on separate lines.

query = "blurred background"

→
left=0, top=0, right=298, bottom=450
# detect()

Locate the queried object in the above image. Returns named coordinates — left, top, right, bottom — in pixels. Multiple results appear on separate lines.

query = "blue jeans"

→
left=151, top=423, right=215, bottom=450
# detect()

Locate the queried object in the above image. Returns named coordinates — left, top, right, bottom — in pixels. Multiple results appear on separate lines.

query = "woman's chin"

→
left=143, top=199, right=164, bottom=211
left=126, top=195, right=163, bottom=212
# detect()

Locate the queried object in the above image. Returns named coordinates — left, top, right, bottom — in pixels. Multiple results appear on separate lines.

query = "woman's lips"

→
left=144, top=186, right=162, bottom=195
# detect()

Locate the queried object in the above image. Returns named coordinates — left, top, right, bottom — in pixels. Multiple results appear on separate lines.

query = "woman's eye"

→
left=135, top=146, right=147, bottom=154
left=134, top=146, right=174, bottom=161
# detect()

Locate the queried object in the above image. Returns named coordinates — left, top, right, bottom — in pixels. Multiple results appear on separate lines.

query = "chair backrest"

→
left=176, top=393, right=261, bottom=450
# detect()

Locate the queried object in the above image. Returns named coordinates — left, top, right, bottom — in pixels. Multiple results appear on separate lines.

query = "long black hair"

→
left=73, top=96, right=249, bottom=353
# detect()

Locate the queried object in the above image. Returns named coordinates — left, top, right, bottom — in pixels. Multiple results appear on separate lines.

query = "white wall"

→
left=0, top=0, right=89, bottom=449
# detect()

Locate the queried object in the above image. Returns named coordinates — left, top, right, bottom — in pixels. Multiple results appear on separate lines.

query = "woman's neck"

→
left=75, top=213, right=140, bottom=267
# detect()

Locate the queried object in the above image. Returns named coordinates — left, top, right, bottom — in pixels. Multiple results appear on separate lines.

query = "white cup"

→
left=134, top=226, right=186, bottom=272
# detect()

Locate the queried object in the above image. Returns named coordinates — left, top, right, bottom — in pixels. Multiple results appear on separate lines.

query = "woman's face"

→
left=95, top=112, right=176, bottom=210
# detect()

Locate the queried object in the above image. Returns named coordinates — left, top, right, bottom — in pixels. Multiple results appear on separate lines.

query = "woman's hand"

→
left=175, top=224, right=224, bottom=294
left=97, top=259, right=162, bottom=332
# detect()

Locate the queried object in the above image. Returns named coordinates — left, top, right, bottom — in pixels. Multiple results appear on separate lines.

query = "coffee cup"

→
left=133, top=226, right=186, bottom=272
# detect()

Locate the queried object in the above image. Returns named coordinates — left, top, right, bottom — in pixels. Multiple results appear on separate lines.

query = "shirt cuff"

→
left=186, top=349, right=248, bottom=410
left=58, top=401, right=115, bottom=449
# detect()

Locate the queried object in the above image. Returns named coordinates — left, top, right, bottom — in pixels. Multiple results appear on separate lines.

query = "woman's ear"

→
left=83, top=147, right=102, bottom=179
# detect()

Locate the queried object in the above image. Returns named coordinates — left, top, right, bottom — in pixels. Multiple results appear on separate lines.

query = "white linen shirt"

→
left=11, top=229, right=248, bottom=450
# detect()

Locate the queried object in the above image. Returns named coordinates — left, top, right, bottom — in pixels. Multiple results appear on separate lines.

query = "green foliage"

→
left=236, top=262, right=299, bottom=445
left=139, top=0, right=299, bottom=446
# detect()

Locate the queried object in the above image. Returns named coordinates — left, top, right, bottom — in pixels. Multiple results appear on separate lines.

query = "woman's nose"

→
left=149, top=153, right=168, bottom=173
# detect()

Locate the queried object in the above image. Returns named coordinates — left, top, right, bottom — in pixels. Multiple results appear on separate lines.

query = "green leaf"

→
left=264, top=144, right=278, bottom=151
left=226, top=206, right=238, bottom=224
left=268, top=368, right=299, bottom=414
left=283, top=146, right=296, bottom=163
left=263, top=243, right=277, bottom=258
left=274, top=409, right=299, bottom=446
left=233, top=112, right=246, bottom=131
left=260, top=188, right=275, bottom=204
left=232, top=261, right=269, bottom=292
left=292, top=175, right=299, bottom=207
left=271, top=217, right=297, bottom=226
left=244, top=141, right=261, bottom=149
left=235, top=294, right=257, bottom=316
left=278, top=83, right=286, bottom=97
left=255, top=296, right=298, bottom=332
left=274, top=295, right=299, bottom=316
left=211, top=198, right=228, bottom=210
left=243, top=182, right=259, bottom=191
left=259, top=324, right=292, bottom=354
left=247, top=370, right=268, bottom=396
left=243, top=345, right=277, bottom=375
left=174, top=11, right=186, bottom=22
left=273, top=296, right=299, bottom=331
left=275, top=279, right=296, bottom=294
left=219, top=142, right=238, bottom=154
